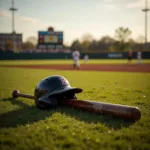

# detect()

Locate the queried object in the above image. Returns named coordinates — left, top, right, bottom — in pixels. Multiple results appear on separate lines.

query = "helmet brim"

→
left=48, top=87, right=83, bottom=96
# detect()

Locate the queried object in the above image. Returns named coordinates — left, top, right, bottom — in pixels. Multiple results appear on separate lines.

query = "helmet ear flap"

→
left=38, top=95, right=58, bottom=109
left=48, top=96, right=58, bottom=107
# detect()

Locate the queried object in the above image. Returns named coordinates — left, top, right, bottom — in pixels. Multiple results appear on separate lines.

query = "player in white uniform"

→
left=137, top=51, right=142, bottom=64
left=72, top=49, right=80, bottom=69
left=84, top=54, right=89, bottom=63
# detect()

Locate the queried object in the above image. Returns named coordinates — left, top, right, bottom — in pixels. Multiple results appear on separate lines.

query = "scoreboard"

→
left=38, top=31, right=63, bottom=49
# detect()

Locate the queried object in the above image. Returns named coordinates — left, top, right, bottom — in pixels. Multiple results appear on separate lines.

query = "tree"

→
left=22, top=36, right=37, bottom=51
left=89, top=40, right=98, bottom=51
left=22, top=41, right=35, bottom=50
left=114, top=27, right=132, bottom=51
left=109, top=41, right=120, bottom=52
left=81, top=40, right=90, bottom=51
left=99, top=36, right=115, bottom=52
left=100, top=35, right=114, bottom=44
left=26, top=36, right=37, bottom=46
left=110, top=41, right=132, bottom=52
left=71, top=39, right=81, bottom=50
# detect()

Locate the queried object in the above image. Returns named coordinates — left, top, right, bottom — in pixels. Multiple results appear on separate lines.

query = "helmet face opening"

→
left=37, top=91, right=77, bottom=108
left=53, top=90, right=77, bottom=101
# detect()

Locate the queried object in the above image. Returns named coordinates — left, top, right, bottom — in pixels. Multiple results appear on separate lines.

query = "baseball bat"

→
left=60, top=99, right=141, bottom=121
left=12, top=90, right=141, bottom=121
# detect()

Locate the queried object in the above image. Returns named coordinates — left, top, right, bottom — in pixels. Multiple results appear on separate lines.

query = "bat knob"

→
left=12, top=90, right=19, bottom=98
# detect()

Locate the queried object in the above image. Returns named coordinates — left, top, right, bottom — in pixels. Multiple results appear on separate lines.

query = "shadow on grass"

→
left=0, top=98, right=135, bottom=129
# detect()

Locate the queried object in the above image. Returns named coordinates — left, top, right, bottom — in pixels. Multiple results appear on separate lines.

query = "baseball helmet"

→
left=34, top=75, right=83, bottom=108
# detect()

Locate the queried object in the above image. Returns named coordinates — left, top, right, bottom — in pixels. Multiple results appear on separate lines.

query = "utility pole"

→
left=9, top=0, right=17, bottom=51
left=142, top=0, right=149, bottom=45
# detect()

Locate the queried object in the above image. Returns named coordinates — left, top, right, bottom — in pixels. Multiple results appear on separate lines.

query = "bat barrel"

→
left=61, top=99, right=141, bottom=121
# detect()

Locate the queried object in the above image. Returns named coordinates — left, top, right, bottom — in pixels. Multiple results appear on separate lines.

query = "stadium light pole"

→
left=9, top=0, right=17, bottom=51
left=142, top=0, right=149, bottom=45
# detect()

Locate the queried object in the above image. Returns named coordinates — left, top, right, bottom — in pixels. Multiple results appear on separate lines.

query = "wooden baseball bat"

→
left=12, top=90, right=141, bottom=121
left=60, top=99, right=141, bottom=121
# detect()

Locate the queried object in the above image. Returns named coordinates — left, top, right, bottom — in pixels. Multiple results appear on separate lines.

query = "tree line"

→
left=5, top=27, right=146, bottom=52
left=70, top=27, right=145, bottom=52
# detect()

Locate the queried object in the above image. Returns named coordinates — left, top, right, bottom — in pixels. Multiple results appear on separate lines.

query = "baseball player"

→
left=137, top=51, right=142, bottom=64
left=72, top=49, right=80, bottom=69
left=84, top=54, right=89, bottom=63
left=127, top=50, right=133, bottom=64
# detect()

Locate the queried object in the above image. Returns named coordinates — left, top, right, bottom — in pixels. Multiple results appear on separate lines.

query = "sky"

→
left=0, top=0, right=150, bottom=46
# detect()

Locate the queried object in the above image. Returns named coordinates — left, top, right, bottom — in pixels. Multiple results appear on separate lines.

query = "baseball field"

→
left=0, top=59, right=150, bottom=150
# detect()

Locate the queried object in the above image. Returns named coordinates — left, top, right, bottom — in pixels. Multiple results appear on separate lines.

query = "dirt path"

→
left=1, top=64, right=150, bottom=73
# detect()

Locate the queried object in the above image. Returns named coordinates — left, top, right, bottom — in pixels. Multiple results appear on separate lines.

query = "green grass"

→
left=0, top=59, right=150, bottom=65
left=0, top=63, right=150, bottom=150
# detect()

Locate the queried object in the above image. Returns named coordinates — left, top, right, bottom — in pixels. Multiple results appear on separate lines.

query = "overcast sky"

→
left=0, top=0, right=149, bottom=45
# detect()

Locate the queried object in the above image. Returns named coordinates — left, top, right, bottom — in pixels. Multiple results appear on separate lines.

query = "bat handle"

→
left=12, top=90, right=34, bottom=99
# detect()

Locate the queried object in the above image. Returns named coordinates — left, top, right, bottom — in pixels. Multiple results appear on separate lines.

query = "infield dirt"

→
left=1, top=63, right=150, bottom=73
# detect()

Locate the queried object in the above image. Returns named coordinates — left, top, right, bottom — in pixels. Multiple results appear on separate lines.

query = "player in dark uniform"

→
left=128, top=50, right=132, bottom=64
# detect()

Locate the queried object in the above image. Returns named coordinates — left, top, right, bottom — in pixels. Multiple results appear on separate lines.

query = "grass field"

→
left=0, top=59, right=150, bottom=65
left=0, top=60, right=150, bottom=150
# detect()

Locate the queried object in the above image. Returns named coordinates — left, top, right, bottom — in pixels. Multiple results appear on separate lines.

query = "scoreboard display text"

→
left=38, top=31, right=63, bottom=49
